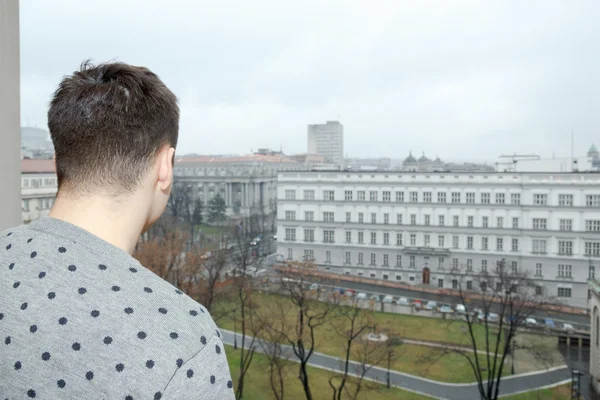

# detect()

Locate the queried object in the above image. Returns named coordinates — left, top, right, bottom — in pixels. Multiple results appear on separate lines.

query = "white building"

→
left=589, top=279, right=600, bottom=394
left=21, top=159, right=58, bottom=223
left=277, top=171, right=600, bottom=308
left=307, top=121, right=344, bottom=170
left=495, top=153, right=596, bottom=173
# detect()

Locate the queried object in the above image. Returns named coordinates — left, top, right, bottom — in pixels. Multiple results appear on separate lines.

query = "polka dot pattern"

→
left=0, top=221, right=234, bottom=399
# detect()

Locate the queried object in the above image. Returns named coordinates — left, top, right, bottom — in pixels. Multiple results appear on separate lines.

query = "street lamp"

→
left=233, top=308, right=237, bottom=350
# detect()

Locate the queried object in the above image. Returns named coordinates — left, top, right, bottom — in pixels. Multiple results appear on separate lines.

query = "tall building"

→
left=277, top=171, right=600, bottom=308
left=307, top=121, right=344, bottom=170
left=20, top=159, right=58, bottom=224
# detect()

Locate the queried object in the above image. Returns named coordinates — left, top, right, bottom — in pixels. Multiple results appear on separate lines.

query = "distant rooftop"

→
left=176, top=153, right=298, bottom=164
left=21, top=159, right=55, bottom=174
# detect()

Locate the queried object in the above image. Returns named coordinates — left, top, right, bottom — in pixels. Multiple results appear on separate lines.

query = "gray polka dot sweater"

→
left=0, top=217, right=235, bottom=399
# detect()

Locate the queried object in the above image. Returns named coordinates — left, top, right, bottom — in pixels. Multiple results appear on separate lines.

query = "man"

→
left=0, top=62, right=234, bottom=399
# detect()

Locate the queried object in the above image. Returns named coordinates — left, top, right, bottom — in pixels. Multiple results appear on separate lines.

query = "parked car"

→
left=424, top=301, right=437, bottom=310
left=309, top=283, right=321, bottom=291
left=563, top=323, right=575, bottom=331
left=370, top=294, right=381, bottom=302
left=544, top=318, right=556, bottom=329
left=344, top=289, right=355, bottom=297
left=487, top=313, right=499, bottom=322
left=454, top=304, right=467, bottom=314
left=272, top=235, right=277, bottom=241
left=356, top=292, right=368, bottom=300
left=383, top=295, right=394, bottom=304
left=334, top=288, right=346, bottom=295
left=439, top=304, right=453, bottom=313
left=412, top=299, right=422, bottom=308
left=397, top=297, right=410, bottom=305
left=525, top=317, right=538, bottom=326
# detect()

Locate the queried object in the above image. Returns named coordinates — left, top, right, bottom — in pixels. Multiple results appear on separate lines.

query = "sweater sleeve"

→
left=162, top=335, right=235, bottom=400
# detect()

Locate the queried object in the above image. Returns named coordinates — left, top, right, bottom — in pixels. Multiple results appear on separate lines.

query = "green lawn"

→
left=503, top=384, right=570, bottom=400
left=196, top=224, right=229, bottom=235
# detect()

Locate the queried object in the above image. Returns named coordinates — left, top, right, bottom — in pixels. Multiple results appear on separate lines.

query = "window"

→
left=438, top=257, right=444, bottom=269
left=511, top=238, right=519, bottom=252
left=558, top=287, right=572, bottom=298
left=396, top=233, right=403, bottom=246
left=467, top=236, right=473, bottom=250
left=559, top=219, right=572, bottom=231
left=496, top=238, right=503, bottom=251
left=358, top=253, right=364, bottom=265
left=438, top=279, right=444, bottom=288
left=424, top=234, right=430, bottom=247
left=511, top=261, right=518, bottom=274
left=438, top=235, right=445, bottom=248
left=481, top=260, right=487, bottom=272
left=370, top=191, right=378, bottom=202
left=424, top=215, right=431, bottom=226
left=383, top=254, right=389, bottom=266
left=383, top=191, right=391, bottom=202
left=358, top=213, right=364, bottom=223
left=345, top=252, right=351, bottom=264
left=452, top=236, right=459, bottom=249
left=452, top=280, right=458, bottom=289
left=370, top=232, right=377, bottom=245
left=324, top=190, right=335, bottom=201
left=532, top=239, right=547, bottom=254
left=285, top=211, right=296, bottom=220
left=453, top=258, right=459, bottom=270
left=585, top=242, right=600, bottom=257
left=396, top=275, right=402, bottom=281
left=371, top=213, right=377, bottom=224
left=586, top=220, right=600, bottom=232
left=302, top=190, right=314, bottom=200
left=285, top=228, right=296, bottom=241
left=438, top=192, right=447, bottom=203
left=466, top=192, right=475, bottom=204
left=511, top=193, right=520, bottom=205
left=397, top=214, right=403, bottom=225
left=303, top=249, right=314, bottom=261
left=346, top=212, right=351, bottom=223
left=468, top=259, right=474, bottom=271
left=496, top=282, right=502, bottom=292
left=325, top=250, right=331, bottom=263
left=423, top=192, right=432, bottom=203
left=535, top=263, right=542, bottom=276
left=497, top=217, right=503, bottom=228
left=396, top=255, right=402, bottom=267
left=451, top=192, right=461, bottom=203
left=344, top=190, right=353, bottom=201
left=558, top=240, right=573, bottom=255
left=558, top=264, right=572, bottom=278
left=285, top=189, right=296, bottom=200
left=587, top=195, right=600, bottom=207
left=482, top=237, right=488, bottom=250
left=304, top=229, right=314, bottom=242
left=358, top=232, right=364, bottom=244
left=410, top=214, right=416, bottom=225
left=496, top=193, right=505, bottom=204
left=466, top=281, right=473, bottom=290
left=453, top=216, right=459, bottom=227
left=558, top=194, right=573, bottom=206
left=590, top=265, right=596, bottom=279
left=409, top=256, right=416, bottom=268
left=370, top=253, right=376, bottom=266
left=323, top=212, right=334, bottom=222
left=396, top=191, right=404, bottom=203
left=532, top=218, right=547, bottom=230
left=481, top=193, right=490, bottom=204
left=410, top=191, right=418, bottom=202
left=22, top=199, right=30, bottom=212
left=345, top=231, right=351, bottom=243
left=482, top=217, right=488, bottom=228
left=438, top=215, right=445, bottom=226
left=467, top=216, right=474, bottom=227
left=512, top=217, right=519, bottom=229
left=357, top=191, right=366, bottom=201
left=287, top=248, right=293, bottom=260
left=383, top=233, right=390, bottom=245
left=410, top=234, right=416, bottom=246
left=323, top=230, right=335, bottom=243
left=533, top=194, right=548, bottom=205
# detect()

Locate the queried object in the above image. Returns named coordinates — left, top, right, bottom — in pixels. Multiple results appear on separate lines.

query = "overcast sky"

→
left=20, top=0, right=600, bottom=162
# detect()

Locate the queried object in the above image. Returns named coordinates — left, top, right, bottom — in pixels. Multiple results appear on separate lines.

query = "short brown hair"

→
left=48, top=61, right=179, bottom=195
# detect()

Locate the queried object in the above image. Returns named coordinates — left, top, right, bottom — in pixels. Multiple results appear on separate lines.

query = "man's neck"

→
left=48, top=193, right=146, bottom=254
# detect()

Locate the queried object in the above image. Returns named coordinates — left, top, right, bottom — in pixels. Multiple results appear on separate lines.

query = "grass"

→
left=225, top=345, right=570, bottom=400
left=196, top=224, right=229, bottom=235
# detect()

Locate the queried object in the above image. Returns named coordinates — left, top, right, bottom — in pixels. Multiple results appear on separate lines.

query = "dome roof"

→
left=589, top=143, right=598, bottom=153
left=403, top=151, right=417, bottom=164
left=418, top=152, right=431, bottom=163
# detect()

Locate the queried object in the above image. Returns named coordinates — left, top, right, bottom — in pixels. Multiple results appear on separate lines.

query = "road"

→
left=220, top=329, right=571, bottom=400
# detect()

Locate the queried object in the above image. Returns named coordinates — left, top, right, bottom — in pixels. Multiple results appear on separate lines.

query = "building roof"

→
left=176, top=154, right=299, bottom=165
left=21, top=159, right=55, bottom=173
left=589, top=143, right=598, bottom=153
left=418, top=153, right=431, bottom=163
left=403, top=152, right=417, bottom=164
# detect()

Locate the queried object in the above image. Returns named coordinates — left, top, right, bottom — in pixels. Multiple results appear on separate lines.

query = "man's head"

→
left=48, top=61, right=179, bottom=227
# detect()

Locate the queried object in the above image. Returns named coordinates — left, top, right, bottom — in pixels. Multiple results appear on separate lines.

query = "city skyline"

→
left=19, top=1, right=600, bottom=161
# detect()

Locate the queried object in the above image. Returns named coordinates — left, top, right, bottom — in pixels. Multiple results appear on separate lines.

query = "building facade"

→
left=589, top=279, right=600, bottom=394
left=307, top=121, right=344, bottom=170
left=277, top=171, right=600, bottom=308
left=21, top=160, right=58, bottom=223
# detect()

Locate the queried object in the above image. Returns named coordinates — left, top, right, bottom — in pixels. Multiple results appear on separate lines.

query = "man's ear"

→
left=158, top=146, right=176, bottom=192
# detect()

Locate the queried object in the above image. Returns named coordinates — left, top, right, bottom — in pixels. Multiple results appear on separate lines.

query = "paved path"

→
left=220, top=329, right=571, bottom=400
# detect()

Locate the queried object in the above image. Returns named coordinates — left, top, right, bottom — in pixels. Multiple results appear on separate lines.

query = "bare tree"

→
left=193, top=249, right=229, bottom=313
left=133, top=228, right=189, bottom=287
left=440, top=259, right=555, bottom=400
